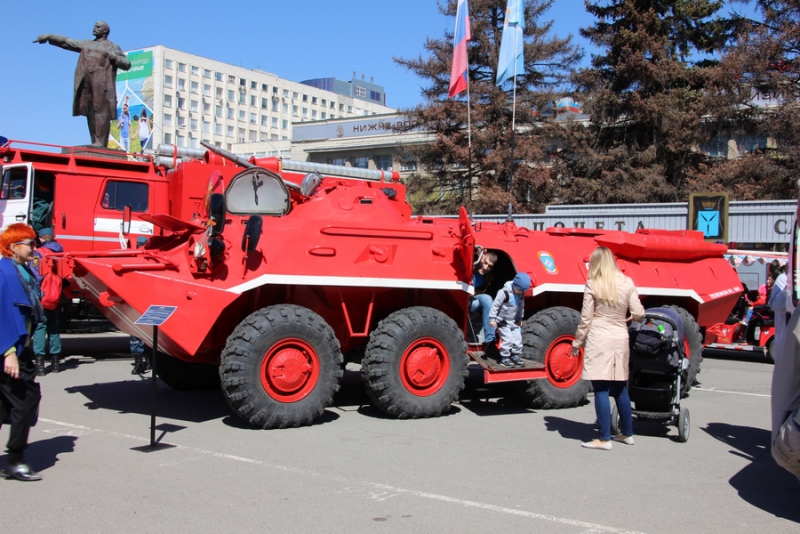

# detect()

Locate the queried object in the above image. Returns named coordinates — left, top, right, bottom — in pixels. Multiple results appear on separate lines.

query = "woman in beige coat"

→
left=570, top=246, right=645, bottom=450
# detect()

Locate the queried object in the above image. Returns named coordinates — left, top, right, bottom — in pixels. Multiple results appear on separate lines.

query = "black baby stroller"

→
left=612, top=307, right=691, bottom=442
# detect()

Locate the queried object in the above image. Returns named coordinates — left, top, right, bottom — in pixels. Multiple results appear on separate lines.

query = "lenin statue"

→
left=34, top=21, right=131, bottom=148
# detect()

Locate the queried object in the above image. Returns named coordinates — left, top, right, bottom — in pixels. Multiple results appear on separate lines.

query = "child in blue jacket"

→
left=489, top=273, right=532, bottom=368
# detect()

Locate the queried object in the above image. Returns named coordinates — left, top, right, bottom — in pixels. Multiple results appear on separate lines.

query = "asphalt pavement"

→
left=2, top=334, right=798, bottom=533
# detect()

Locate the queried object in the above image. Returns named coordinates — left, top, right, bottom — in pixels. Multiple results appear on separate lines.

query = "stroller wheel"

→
left=610, top=403, right=620, bottom=435
left=677, top=407, right=690, bottom=442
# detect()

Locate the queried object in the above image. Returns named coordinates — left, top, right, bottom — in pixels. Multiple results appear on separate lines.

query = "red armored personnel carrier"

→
left=4, top=139, right=742, bottom=428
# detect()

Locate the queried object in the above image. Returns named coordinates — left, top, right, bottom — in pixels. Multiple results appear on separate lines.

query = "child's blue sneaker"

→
left=499, top=358, right=514, bottom=368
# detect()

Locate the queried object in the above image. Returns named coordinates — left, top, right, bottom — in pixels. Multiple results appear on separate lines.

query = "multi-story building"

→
left=113, top=45, right=396, bottom=152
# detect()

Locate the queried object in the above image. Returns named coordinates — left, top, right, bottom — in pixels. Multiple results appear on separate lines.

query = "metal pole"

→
left=149, top=325, right=158, bottom=448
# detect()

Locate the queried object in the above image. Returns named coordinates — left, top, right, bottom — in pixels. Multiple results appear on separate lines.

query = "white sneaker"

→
left=612, top=434, right=635, bottom=445
left=581, top=439, right=612, bottom=450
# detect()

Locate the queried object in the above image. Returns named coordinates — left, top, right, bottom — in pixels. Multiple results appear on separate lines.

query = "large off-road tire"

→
left=219, top=305, right=343, bottom=429
left=361, top=306, right=468, bottom=419
left=519, top=307, right=590, bottom=409
left=155, top=352, right=220, bottom=391
left=664, top=305, right=703, bottom=397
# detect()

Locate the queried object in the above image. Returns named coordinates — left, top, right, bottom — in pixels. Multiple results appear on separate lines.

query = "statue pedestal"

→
left=62, top=145, right=130, bottom=160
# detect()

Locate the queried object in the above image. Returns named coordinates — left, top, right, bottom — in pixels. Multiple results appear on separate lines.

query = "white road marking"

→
left=39, top=417, right=646, bottom=534
left=693, top=388, right=770, bottom=398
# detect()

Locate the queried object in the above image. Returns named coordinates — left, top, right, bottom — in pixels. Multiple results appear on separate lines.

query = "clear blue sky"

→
left=1, top=0, right=756, bottom=147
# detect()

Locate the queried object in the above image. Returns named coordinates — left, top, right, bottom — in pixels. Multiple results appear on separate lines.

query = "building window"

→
left=227, top=125, right=234, bottom=137
left=238, top=110, right=246, bottom=122
left=283, top=89, right=289, bottom=97
left=204, top=69, right=212, bottom=78
left=190, top=81, right=198, bottom=94
left=227, top=107, right=234, bottom=119
left=227, top=90, right=235, bottom=102
left=273, top=134, right=280, bottom=141
left=190, top=100, right=198, bottom=112
left=271, top=117, right=278, bottom=128
left=163, top=114, right=172, bottom=126
left=215, top=123, right=222, bottom=135
left=282, top=119, right=288, bottom=130
left=177, top=116, right=186, bottom=127
left=163, top=132, right=172, bottom=144
left=215, top=72, right=223, bottom=81
left=736, top=134, right=768, bottom=155
left=164, top=75, right=173, bottom=89
left=400, top=158, right=418, bottom=171
left=203, top=84, right=211, bottom=96
left=328, top=158, right=346, bottom=166
left=239, top=92, right=246, bottom=104
left=202, top=121, right=211, bottom=133
left=250, top=112, right=257, bottom=124
left=178, top=62, right=186, bottom=72
left=261, top=97, right=268, bottom=109
left=331, top=101, right=336, bottom=109
left=261, top=115, right=268, bottom=126
left=375, top=155, right=392, bottom=171
left=216, top=87, right=223, bottom=99
left=178, top=78, right=186, bottom=91
left=249, top=130, right=256, bottom=142
left=321, top=112, right=326, bottom=119
left=177, top=97, right=186, bottom=110
left=203, top=102, right=211, bottom=114
left=353, top=156, right=369, bottom=169
left=355, top=85, right=366, bottom=97
left=260, top=83, right=267, bottom=91
left=347, top=105, right=353, bottom=113
left=215, top=105, right=222, bottom=118
left=302, top=107, right=308, bottom=118
left=311, top=110, right=317, bottom=120
left=370, top=90, right=382, bottom=102
left=273, top=86, right=278, bottom=95
left=260, top=132, right=267, bottom=141
left=164, top=94, right=173, bottom=107
left=250, top=81, right=257, bottom=90
left=321, top=99, right=326, bottom=106
left=312, top=97, right=317, bottom=105
left=292, top=105, right=298, bottom=116
left=282, top=103, right=289, bottom=113
left=165, top=59, right=173, bottom=69
left=190, top=118, right=198, bottom=130
left=293, top=91, right=298, bottom=99
left=227, top=75, right=236, bottom=84
left=302, top=94, right=308, bottom=102
left=700, top=137, right=728, bottom=158
left=191, top=66, right=200, bottom=75
left=339, top=103, right=344, bottom=111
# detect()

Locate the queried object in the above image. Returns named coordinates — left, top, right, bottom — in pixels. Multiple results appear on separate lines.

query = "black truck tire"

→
left=664, top=305, right=703, bottom=397
left=519, top=307, right=590, bottom=409
left=361, top=307, right=468, bottom=419
left=155, top=352, right=220, bottom=391
left=219, top=305, right=343, bottom=429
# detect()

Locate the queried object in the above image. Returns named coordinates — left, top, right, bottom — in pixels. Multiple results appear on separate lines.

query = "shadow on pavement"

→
left=703, top=422, right=800, bottom=522
left=1, top=435, right=78, bottom=473
left=64, top=379, right=231, bottom=424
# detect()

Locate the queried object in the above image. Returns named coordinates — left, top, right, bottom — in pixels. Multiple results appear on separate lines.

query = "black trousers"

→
left=0, top=348, right=41, bottom=458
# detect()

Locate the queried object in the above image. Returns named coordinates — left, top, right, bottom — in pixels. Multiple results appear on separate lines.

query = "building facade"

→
left=114, top=46, right=396, bottom=152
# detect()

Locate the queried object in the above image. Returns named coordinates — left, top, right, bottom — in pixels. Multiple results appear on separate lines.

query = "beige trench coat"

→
left=572, top=272, right=645, bottom=381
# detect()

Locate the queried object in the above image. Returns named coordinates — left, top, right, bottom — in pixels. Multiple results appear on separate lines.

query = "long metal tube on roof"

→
left=156, top=144, right=206, bottom=161
left=281, top=160, right=389, bottom=182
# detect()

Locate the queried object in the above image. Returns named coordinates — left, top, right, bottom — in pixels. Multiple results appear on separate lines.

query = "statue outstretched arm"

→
left=33, top=34, right=84, bottom=53
left=109, top=43, right=131, bottom=71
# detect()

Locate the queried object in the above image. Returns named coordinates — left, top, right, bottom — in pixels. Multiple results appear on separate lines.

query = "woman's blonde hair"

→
left=588, top=246, right=620, bottom=305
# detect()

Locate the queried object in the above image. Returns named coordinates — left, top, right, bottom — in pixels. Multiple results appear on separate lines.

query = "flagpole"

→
left=466, top=71, right=473, bottom=205
left=509, top=23, right=518, bottom=194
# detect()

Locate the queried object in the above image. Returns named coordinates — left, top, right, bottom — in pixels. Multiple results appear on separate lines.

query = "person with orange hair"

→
left=0, top=223, right=43, bottom=481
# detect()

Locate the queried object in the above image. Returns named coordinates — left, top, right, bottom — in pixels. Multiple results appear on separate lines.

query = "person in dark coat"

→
left=32, top=228, right=64, bottom=375
left=0, top=223, right=43, bottom=481
left=34, top=21, right=131, bottom=147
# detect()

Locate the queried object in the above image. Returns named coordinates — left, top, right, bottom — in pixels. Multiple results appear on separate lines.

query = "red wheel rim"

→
left=545, top=334, right=583, bottom=389
left=399, top=337, right=450, bottom=397
left=260, top=338, right=320, bottom=403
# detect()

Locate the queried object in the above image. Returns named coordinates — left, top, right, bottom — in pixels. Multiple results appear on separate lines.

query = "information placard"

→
left=134, top=305, right=177, bottom=326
